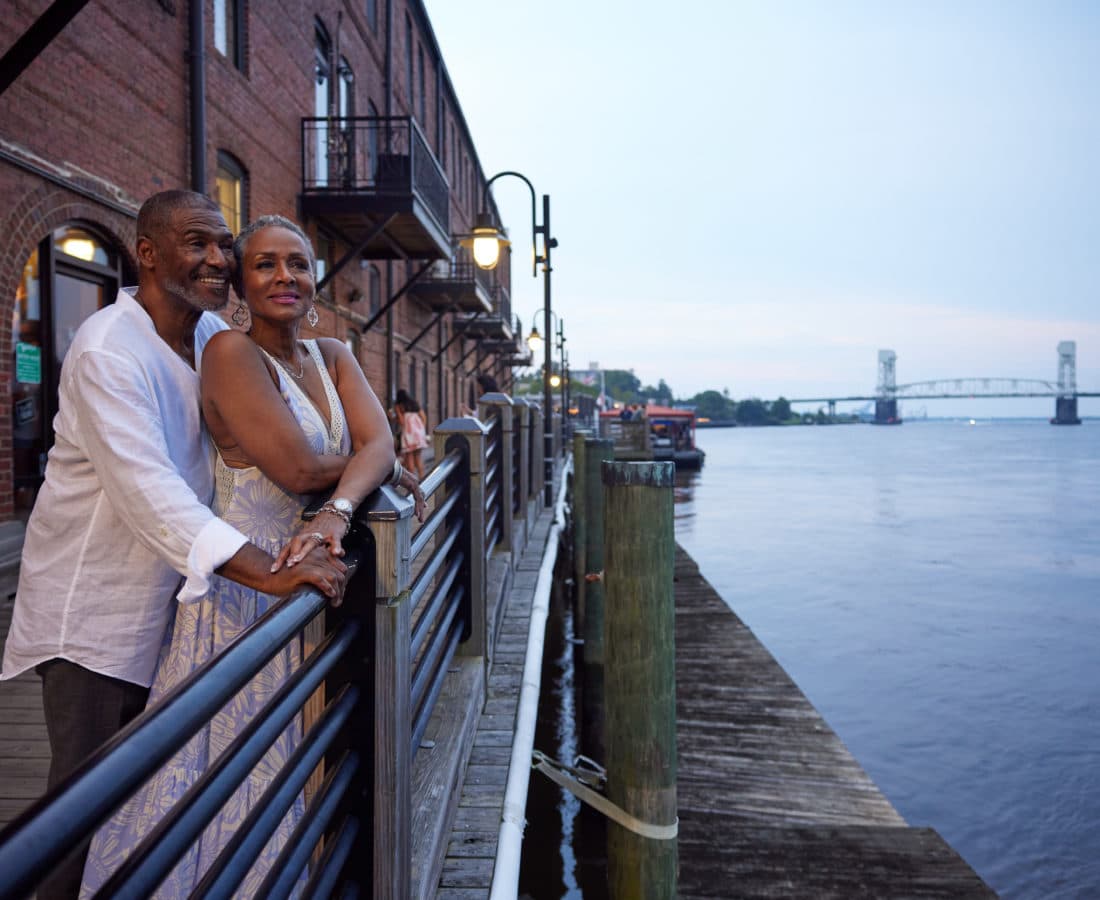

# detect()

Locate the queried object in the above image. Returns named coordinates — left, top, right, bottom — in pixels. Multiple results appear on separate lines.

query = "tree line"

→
left=514, top=369, right=854, bottom=425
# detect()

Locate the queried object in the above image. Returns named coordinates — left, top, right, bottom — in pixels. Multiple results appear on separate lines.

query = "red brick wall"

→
left=0, top=0, right=504, bottom=521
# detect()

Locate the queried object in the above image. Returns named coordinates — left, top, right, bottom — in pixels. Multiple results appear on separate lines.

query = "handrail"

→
left=0, top=397, right=549, bottom=900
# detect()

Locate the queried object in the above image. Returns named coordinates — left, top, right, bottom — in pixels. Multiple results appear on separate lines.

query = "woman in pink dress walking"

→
left=394, top=388, right=429, bottom=479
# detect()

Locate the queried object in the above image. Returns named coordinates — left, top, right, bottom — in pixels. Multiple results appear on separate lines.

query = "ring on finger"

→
left=307, top=531, right=325, bottom=543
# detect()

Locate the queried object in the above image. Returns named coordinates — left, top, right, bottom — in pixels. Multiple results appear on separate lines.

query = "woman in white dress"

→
left=81, top=215, right=422, bottom=897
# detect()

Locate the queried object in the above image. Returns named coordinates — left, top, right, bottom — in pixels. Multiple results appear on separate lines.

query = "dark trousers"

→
left=35, top=659, right=149, bottom=900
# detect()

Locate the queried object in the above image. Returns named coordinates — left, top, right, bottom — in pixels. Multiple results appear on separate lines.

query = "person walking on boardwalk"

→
left=394, top=388, right=429, bottom=479
left=0, top=192, right=347, bottom=900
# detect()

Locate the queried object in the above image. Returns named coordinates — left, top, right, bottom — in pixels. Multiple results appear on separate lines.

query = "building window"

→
left=314, top=22, right=332, bottom=185
left=409, top=357, right=416, bottom=399
left=213, top=0, right=244, bottom=70
left=338, top=57, right=354, bottom=117
left=366, top=0, right=378, bottom=31
left=214, top=152, right=247, bottom=234
left=345, top=328, right=361, bottom=360
left=422, top=359, right=429, bottom=413
left=369, top=264, right=381, bottom=317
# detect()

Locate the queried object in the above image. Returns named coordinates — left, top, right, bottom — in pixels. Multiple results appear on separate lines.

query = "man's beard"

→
left=163, top=275, right=229, bottom=312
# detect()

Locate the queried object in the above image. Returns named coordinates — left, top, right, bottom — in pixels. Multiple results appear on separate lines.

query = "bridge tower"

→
left=1052, top=341, right=1081, bottom=425
left=873, top=349, right=902, bottom=425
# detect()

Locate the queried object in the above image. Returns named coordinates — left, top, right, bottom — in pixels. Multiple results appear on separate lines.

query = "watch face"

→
left=333, top=498, right=354, bottom=514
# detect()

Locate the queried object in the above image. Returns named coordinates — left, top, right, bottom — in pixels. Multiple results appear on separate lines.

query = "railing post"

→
left=514, top=398, right=532, bottom=552
left=433, top=417, right=488, bottom=663
left=603, top=461, right=678, bottom=899
left=477, top=392, right=514, bottom=555
left=362, top=486, right=415, bottom=900
left=529, top=401, right=545, bottom=507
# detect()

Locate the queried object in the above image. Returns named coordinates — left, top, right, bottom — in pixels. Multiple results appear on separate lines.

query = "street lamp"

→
left=466, top=171, right=557, bottom=506
left=526, top=312, right=567, bottom=453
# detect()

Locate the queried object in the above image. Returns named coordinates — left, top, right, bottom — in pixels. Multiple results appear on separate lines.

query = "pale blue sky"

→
left=425, top=1, right=1100, bottom=415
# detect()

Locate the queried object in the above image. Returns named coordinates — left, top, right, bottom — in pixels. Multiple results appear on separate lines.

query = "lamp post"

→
left=526, top=310, right=567, bottom=455
left=468, top=171, right=557, bottom=506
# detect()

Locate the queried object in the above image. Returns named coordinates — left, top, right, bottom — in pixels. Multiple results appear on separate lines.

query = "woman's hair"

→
left=231, top=214, right=316, bottom=295
left=395, top=388, right=420, bottom=413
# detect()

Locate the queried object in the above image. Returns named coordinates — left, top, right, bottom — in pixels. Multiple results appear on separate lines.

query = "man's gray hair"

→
left=136, top=190, right=221, bottom=243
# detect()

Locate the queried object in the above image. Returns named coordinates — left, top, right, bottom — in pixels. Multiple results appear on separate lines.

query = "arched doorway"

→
left=11, top=223, right=127, bottom=516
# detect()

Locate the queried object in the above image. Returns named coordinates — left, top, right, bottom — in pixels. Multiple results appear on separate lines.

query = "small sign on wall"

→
left=16, top=342, right=42, bottom=384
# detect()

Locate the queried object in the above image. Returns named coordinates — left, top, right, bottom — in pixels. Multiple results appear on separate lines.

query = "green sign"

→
left=16, top=342, right=41, bottom=385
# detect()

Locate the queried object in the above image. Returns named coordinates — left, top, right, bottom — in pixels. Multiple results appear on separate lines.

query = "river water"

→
left=674, top=421, right=1100, bottom=899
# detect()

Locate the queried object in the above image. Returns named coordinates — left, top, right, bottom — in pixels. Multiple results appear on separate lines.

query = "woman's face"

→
left=239, top=226, right=315, bottom=324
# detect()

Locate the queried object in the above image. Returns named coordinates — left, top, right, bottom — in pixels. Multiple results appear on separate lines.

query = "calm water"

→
left=675, top=421, right=1100, bottom=899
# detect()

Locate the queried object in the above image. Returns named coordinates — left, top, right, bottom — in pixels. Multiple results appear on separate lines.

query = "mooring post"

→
left=603, top=460, right=678, bottom=900
left=581, top=438, right=613, bottom=762
left=571, top=430, right=589, bottom=636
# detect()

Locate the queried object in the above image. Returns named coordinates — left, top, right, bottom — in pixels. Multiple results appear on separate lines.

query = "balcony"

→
left=493, top=315, right=534, bottom=367
left=455, top=281, right=513, bottom=343
left=300, top=116, right=450, bottom=260
left=408, top=247, right=493, bottom=314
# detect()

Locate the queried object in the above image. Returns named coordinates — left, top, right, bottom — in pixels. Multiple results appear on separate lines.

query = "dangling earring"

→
left=306, top=304, right=319, bottom=328
left=231, top=297, right=249, bottom=328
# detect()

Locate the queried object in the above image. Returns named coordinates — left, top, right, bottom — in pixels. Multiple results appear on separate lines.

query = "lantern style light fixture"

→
left=526, top=324, right=543, bottom=355
left=470, top=212, right=510, bottom=270
left=464, top=170, right=558, bottom=505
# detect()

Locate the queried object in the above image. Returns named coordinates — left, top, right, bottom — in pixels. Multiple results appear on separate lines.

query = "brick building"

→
left=0, top=0, right=528, bottom=527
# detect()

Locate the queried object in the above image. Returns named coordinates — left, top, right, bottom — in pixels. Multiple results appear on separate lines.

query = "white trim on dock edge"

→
left=489, top=457, right=572, bottom=900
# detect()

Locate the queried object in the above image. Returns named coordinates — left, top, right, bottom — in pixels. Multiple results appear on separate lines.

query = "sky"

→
left=424, top=1, right=1100, bottom=416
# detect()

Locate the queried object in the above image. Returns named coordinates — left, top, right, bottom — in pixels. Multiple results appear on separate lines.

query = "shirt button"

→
left=159, top=524, right=170, bottom=537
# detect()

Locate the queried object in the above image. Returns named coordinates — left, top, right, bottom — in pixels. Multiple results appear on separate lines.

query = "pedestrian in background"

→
left=394, top=388, right=429, bottom=479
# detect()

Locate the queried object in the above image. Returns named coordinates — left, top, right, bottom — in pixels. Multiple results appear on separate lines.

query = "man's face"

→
left=155, top=207, right=236, bottom=312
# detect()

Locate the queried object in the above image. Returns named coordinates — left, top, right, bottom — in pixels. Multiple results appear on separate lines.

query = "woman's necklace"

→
left=270, top=347, right=305, bottom=380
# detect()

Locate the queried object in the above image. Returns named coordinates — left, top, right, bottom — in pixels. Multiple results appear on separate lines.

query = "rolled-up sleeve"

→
left=69, top=348, right=248, bottom=599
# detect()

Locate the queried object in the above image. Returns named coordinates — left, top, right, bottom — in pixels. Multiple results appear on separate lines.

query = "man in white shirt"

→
left=0, top=190, right=347, bottom=900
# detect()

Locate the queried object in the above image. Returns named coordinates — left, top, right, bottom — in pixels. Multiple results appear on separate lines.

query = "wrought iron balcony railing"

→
left=300, top=115, right=449, bottom=238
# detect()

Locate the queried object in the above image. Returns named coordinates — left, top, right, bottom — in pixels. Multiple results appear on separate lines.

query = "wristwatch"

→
left=330, top=497, right=354, bottom=516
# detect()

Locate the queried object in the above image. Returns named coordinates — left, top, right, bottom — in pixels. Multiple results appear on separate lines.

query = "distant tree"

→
left=603, top=369, right=642, bottom=404
left=687, top=390, right=736, bottom=421
left=771, top=397, right=791, bottom=421
left=642, top=379, right=674, bottom=405
left=815, top=408, right=828, bottom=424
left=735, top=398, right=769, bottom=425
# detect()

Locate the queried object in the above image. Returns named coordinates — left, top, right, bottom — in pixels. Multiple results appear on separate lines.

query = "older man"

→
left=1, top=190, right=346, bottom=899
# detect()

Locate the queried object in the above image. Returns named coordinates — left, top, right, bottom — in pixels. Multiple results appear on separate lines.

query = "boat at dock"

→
left=599, top=405, right=706, bottom=469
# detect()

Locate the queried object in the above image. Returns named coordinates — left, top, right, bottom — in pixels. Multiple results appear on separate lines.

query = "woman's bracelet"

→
left=317, top=502, right=352, bottom=528
left=389, top=459, right=405, bottom=486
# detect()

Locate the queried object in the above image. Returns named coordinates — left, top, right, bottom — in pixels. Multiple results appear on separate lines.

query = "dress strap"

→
left=304, top=340, right=346, bottom=452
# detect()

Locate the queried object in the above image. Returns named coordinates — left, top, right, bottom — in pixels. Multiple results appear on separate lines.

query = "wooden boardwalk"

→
left=674, top=545, right=996, bottom=898
left=434, top=505, right=554, bottom=899
left=0, top=570, right=49, bottom=833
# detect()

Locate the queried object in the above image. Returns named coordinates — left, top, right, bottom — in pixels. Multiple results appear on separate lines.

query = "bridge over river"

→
left=790, top=342, right=1097, bottom=424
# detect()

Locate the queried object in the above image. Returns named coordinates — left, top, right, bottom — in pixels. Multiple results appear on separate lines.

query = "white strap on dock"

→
left=531, top=750, right=679, bottom=841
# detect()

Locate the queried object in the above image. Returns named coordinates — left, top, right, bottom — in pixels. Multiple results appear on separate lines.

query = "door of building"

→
left=12, top=224, right=122, bottom=516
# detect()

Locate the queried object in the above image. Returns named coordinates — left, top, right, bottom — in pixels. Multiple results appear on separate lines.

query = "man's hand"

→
left=265, top=544, right=349, bottom=606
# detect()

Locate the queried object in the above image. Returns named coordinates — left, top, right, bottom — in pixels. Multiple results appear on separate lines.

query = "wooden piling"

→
left=602, top=460, right=677, bottom=900
left=571, top=431, right=589, bottom=635
left=581, top=438, right=613, bottom=763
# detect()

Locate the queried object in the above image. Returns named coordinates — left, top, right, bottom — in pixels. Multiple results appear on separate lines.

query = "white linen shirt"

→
left=1, top=288, right=248, bottom=687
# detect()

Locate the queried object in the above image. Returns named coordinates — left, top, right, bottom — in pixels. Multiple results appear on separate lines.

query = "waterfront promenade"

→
left=0, top=464, right=997, bottom=897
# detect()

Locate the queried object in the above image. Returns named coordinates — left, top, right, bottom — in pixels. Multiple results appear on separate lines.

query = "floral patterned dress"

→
left=80, top=340, right=350, bottom=899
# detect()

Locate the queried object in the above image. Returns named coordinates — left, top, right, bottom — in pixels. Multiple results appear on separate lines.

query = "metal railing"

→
left=300, top=115, right=449, bottom=237
left=0, top=403, right=552, bottom=899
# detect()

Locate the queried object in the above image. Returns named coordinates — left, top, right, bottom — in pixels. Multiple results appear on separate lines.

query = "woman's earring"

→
left=306, top=304, right=319, bottom=327
left=231, top=297, right=249, bottom=328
